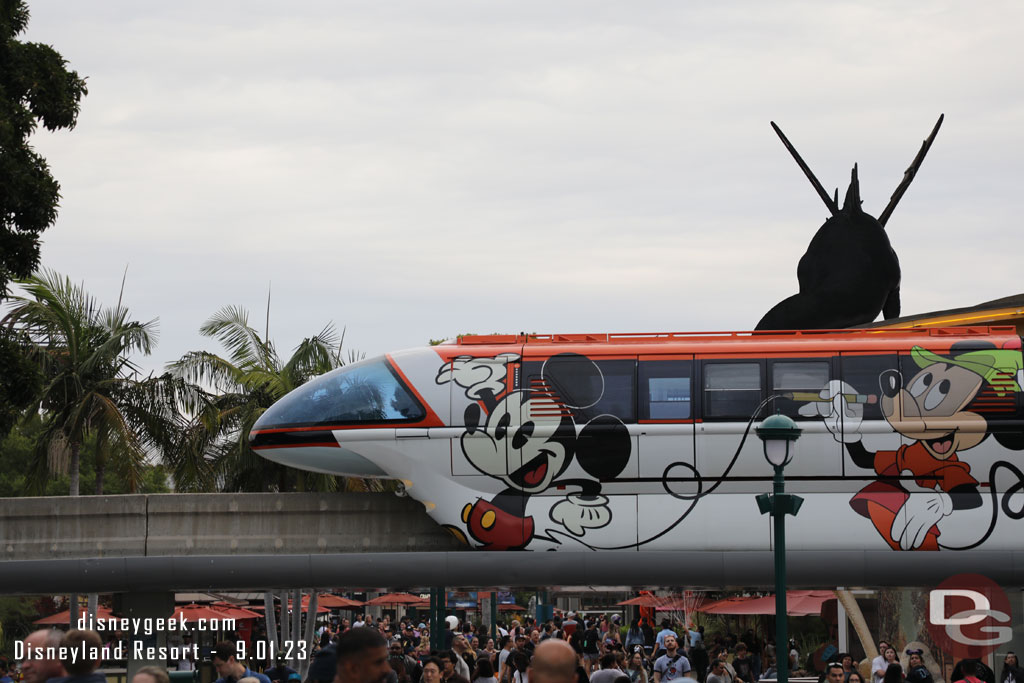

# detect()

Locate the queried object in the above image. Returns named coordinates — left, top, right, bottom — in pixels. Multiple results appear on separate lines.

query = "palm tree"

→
left=168, top=305, right=372, bottom=492
left=1, top=270, right=179, bottom=495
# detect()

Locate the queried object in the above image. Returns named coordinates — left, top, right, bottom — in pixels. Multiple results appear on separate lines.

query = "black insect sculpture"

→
left=755, top=115, right=944, bottom=330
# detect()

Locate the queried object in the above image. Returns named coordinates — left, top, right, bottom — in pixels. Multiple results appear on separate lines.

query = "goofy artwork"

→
left=435, top=352, right=632, bottom=550
left=801, top=340, right=1024, bottom=550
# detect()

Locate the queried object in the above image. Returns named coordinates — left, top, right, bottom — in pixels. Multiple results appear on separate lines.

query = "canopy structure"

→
left=697, top=591, right=833, bottom=616
left=208, top=602, right=261, bottom=620
left=498, top=604, right=526, bottom=612
left=171, top=603, right=234, bottom=623
left=34, top=606, right=116, bottom=625
left=364, top=592, right=425, bottom=606
left=310, top=594, right=364, bottom=609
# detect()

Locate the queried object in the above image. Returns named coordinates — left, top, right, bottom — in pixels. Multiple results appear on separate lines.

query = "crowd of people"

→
left=7, top=616, right=1024, bottom=683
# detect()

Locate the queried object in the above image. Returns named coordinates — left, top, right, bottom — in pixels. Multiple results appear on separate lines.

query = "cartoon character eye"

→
left=494, top=413, right=511, bottom=440
left=923, top=379, right=951, bottom=411
left=907, top=372, right=932, bottom=398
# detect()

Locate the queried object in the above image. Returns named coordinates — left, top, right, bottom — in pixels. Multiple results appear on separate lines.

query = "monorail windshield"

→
left=253, top=356, right=425, bottom=429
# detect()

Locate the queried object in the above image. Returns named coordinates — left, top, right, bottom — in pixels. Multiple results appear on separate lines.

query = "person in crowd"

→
left=131, top=666, right=170, bottom=683
left=905, top=650, right=932, bottom=683
left=708, top=660, right=732, bottom=683
left=653, top=636, right=690, bottom=683
left=474, top=659, right=499, bottom=683
left=444, top=651, right=472, bottom=683
left=454, top=636, right=478, bottom=670
left=881, top=648, right=902, bottom=678
left=512, top=652, right=531, bottom=683
left=733, top=645, right=754, bottom=683
left=422, top=659, right=445, bottom=683
left=837, top=654, right=855, bottom=682
left=528, top=632, right=542, bottom=654
left=848, top=674, right=867, bottom=683
left=390, top=660, right=412, bottom=683
left=212, top=641, right=271, bottom=683
left=54, top=630, right=106, bottom=683
left=639, top=620, right=655, bottom=657
left=655, top=623, right=677, bottom=658
left=1001, top=654, right=1023, bottom=683
left=625, top=621, right=645, bottom=653
left=953, top=660, right=994, bottom=683
left=713, top=648, right=737, bottom=680
left=19, top=630, right=67, bottom=683
left=872, top=642, right=892, bottom=683
left=590, top=654, right=623, bottom=683
left=308, top=644, right=338, bottom=683
left=391, top=639, right=423, bottom=683
left=481, top=640, right=497, bottom=663
left=522, top=641, right=575, bottom=683
left=826, top=663, right=845, bottom=683
left=0, top=661, right=14, bottom=683
left=689, top=640, right=708, bottom=683
left=334, top=628, right=393, bottom=683
left=498, top=637, right=516, bottom=683
left=882, top=663, right=904, bottom=683
left=627, top=651, right=648, bottom=683
left=582, top=623, right=602, bottom=675
left=264, top=656, right=297, bottom=683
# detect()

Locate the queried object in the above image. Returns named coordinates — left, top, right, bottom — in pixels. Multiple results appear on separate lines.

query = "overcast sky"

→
left=20, top=1, right=1024, bottom=375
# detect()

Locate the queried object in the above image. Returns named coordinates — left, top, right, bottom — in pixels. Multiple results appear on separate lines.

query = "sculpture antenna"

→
left=842, top=163, right=862, bottom=213
left=877, top=114, right=945, bottom=228
left=771, top=121, right=840, bottom=216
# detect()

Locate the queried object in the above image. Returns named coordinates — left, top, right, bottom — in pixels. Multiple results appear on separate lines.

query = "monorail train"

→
left=250, top=326, right=1024, bottom=553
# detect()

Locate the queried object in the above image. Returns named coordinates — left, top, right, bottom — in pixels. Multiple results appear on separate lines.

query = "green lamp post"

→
left=755, top=413, right=804, bottom=683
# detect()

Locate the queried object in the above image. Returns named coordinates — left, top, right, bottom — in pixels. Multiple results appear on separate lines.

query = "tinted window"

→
left=522, top=356, right=636, bottom=423
left=771, top=360, right=831, bottom=419
left=704, top=362, right=762, bottom=419
left=640, top=360, right=692, bottom=420
left=254, top=357, right=425, bottom=428
left=839, top=353, right=897, bottom=421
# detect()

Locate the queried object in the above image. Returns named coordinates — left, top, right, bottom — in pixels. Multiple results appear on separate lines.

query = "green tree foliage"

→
left=0, top=417, right=170, bottom=496
left=2, top=270, right=191, bottom=495
left=0, top=0, right=86, bottom=449
left=0, top=0, right=87, bottom=295
left=0, top=328, right=40, bottom=434
left=169, top=306, right=381, bottom=493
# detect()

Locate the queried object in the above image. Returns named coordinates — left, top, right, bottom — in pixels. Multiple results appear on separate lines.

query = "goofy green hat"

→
left=911, top=345, right=1024, bottom=395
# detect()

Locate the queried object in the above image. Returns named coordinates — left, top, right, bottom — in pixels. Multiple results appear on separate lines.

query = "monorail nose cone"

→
left=880, top=369, right=902, bottom=398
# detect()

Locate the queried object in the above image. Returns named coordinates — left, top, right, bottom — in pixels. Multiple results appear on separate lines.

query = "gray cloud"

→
left=20, top=0, right=1024, bottom=374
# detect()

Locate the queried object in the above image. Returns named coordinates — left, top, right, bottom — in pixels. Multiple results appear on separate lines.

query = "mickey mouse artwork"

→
left=435, top=352, right=632, bottom=550
left=800, top=340, right=1024, bottom=551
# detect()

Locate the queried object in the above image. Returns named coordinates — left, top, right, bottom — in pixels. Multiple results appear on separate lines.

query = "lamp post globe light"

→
left=755, top=413, right=804, bottom=683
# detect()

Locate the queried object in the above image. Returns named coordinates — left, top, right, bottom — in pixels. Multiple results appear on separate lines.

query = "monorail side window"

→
left=640, top=360, right=692, bottom=420
left=771, top=360, right=830, bottom=419
left=703, top=362, right=762, bottom=419
left=839, top=353, right=898, bottom=421
left=521, top=357, right=637, bottom=423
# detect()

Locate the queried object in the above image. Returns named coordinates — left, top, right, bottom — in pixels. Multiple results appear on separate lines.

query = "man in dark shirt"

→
left=212, top=641, right=271, bottom=683
left=732, top=645, right=754, bottom=683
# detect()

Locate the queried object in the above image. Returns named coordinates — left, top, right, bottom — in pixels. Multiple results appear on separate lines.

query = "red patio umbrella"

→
left=364, top=592, right=425, bottom=606
left=172, top=603, right=234, bottom=623
left=309, top=594, right=364, bottom=609
left=209, top=602, right=262, bottom=620
left=35, top=606, right=116, bottom=625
